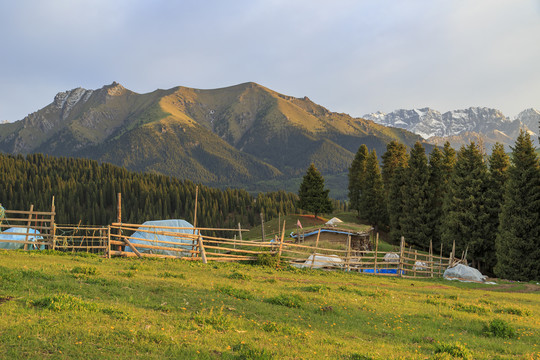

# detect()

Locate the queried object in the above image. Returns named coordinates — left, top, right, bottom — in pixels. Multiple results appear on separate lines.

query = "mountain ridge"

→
left=0, top=82, right=427, bottom=196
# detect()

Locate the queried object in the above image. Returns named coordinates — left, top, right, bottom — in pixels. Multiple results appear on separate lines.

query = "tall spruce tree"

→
left=348, top=144, right=368, bottom=215
left=483, top=143, right=510, bottom=274
left=400, top=142, right=431, bottom=249
left=381, top=141, right=409, bottom=194
left=359, top=150, right=387, bottom=228
left=388, top=165, right=408, bottom=244
left=442, top=141, right=456, bottom=183
left=298, top=163, right=333, bottom=219
left=441, top=143, right=491, bottom=271
left=495, top=131, right=540, bottom=281
left=427, top=147, right=445, bottom=250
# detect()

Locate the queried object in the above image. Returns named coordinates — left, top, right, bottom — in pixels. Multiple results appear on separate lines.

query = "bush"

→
left=433, top=342, right=472, bottom=360
left=494, top=306, right=531, bottom=316
left=482, top=319, right=516, bottom=339
left=266, top=294, right=303, bottom=308
left=256, top=253, right=281, bottom=268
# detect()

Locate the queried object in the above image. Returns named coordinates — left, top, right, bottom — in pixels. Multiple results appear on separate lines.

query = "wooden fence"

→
left=107, top=222, right=451, bottom=278
left=0, top=204, right=452, bottom=278
left=0, top=205, right=55, bottom=250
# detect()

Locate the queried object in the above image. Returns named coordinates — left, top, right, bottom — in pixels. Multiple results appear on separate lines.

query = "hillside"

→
left=0, top=82, right=426, bottom=194
left=0, top=251, right=538, bottom=359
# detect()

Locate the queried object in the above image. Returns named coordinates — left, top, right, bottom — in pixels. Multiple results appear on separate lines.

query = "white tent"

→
left=126, top=219, right=196, bottom=257
left=0, top=227, right=44, bottom=250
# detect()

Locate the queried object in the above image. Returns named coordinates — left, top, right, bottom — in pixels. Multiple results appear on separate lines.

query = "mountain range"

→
left=0, top=82, right=424, bottom=197
left=363, top=107, right=540, bottom=151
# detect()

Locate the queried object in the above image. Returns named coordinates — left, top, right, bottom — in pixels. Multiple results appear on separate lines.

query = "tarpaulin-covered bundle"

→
left=0, top=227, right=45, bottom=250
left=126, top=219, right=196, bottom=257
left=444, top=264, right=487, bottom=283
left=297, top=254, right=344, bottom=269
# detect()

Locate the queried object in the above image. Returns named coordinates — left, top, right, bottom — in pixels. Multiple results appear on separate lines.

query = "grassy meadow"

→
left=0, top=250, right=539, bottom=359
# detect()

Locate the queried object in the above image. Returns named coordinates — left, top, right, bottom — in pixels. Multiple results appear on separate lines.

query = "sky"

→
left=1, top=0, right=539, bottom=122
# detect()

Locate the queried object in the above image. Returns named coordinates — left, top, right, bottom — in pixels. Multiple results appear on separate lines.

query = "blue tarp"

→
left=126, top=219, right=196, bottom=257
left=0, top=227, right=45, bottom=250
left=362, top=269, right=401, bottom=274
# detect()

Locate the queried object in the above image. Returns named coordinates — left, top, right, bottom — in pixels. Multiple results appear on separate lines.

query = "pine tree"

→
left=442, top=141, right=456, bottom=182
left=298, top=163, right=333, bottom=219
left=359, top=150, right=386, bottom=228
left=348, top=144, right=368, bottom=215
left=388, top=164, right=408, bottom=244
left=495, top=131, right=540, bottom=281
left=482, top=143, right=510, bottom=274
left=427, top=147, right=445, bottom=250
left=381, top=141, right=408, bottom=193
left=441, top=143, right=491, bottom=271
left=400, top=142, right=431, bottom=249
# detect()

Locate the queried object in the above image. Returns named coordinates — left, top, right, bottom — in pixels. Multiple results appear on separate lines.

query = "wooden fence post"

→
left=52, top=223, right=57, bottom=251
left=346, top=234, right=351, bottom=272
left=198, top=235, right=207, bottom=264
left=374, top=233, right=379, bottom=274
left=429, top=239, right=434, bottom=278
left=24, top=204, right=34, bottom=251
left=310, top=228, right=321, bottom=269
left=413, top=250, right=418, bottom=278
left=260, top=212, right=265, bottom=241
left=439, top=243, right=443, bottom=276
left=277, top=221, right=286, bottom=259
left=398, top=236, right=405, bottom=277
left=107, top=225, right=111, bottom=259
left=117, top=193, right=122, bottom=251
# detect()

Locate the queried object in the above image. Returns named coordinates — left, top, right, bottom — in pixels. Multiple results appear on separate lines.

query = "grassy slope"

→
left=1, top=251, right=538, bottom=360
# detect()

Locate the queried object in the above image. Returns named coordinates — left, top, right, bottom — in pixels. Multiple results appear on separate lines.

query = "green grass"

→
left=0, top=250, right=539, bottom=359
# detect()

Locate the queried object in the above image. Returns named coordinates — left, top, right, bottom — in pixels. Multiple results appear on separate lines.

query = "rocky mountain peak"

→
left=53, top=87, right=94, bottom=119
left=103, top=81, right=126, bottom=96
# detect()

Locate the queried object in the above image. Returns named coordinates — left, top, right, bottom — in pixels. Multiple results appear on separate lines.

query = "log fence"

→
left=0, top=204, right=452, bottom=279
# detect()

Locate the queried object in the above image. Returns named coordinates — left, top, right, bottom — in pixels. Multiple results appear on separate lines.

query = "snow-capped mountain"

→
left=363, top=107, right=539, bottom=150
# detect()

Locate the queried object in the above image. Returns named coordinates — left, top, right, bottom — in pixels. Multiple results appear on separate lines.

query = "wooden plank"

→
left=4, top=210, right=55, bottom=216
left=198, top=235, right=207, bottom=264
left=123, top=237, right=142, bottom=258
left=111, top=223, right=248, bottom=232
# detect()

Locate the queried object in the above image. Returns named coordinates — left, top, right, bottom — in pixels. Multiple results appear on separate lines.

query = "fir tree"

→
left=442, top=141, right=456, bottom=182
left=400, top=142, right=431, bottom=249
left=298, top=163, right=333, bottom=219
left=441, top=143, right=491, bottom=271
left=427, top=147, right=445, bottom=250
left=483, top=143, right=510, bottom=274
left=348, top=144, right=368, bottom=215
left=495, top=131, right=540, bottom=281
left=381, top=141, right=408, bottom=193
left=359, top=150, right=386, bottom=228
left=388, top=164, right=408, bottom=244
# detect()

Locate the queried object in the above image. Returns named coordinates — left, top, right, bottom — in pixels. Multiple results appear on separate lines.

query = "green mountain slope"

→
left=0, top=82, right=427, bottom=194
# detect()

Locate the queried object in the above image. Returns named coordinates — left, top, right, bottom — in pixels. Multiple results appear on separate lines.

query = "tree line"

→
left=348, top=131, right=540, bottom=281
left=0, top=153, right=303, bottom=236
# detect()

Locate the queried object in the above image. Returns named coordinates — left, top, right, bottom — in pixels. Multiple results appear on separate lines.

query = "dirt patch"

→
left=0, top=296, right=14, bottom=305
left=481, top=282, right=540, bottom=294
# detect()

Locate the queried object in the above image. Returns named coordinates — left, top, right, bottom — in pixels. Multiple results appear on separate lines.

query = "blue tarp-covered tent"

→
left=126, top=219, right=196, bottom=257
left=0, top=227, right=45, bottom=250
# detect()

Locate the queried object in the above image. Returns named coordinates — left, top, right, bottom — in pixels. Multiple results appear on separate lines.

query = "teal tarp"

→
left=0, top=227, right=45, bottom=250
left=126, top=219, right=195, bottom=257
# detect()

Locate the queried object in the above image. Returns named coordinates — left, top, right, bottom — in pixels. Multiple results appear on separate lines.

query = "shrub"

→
left=433, top=342, right=472, bottom=360
left=482, top=319, right=517, bottom=339
left=266, top=294, right=303, bottom=308
left=256, top=253, right=281, bottom=268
